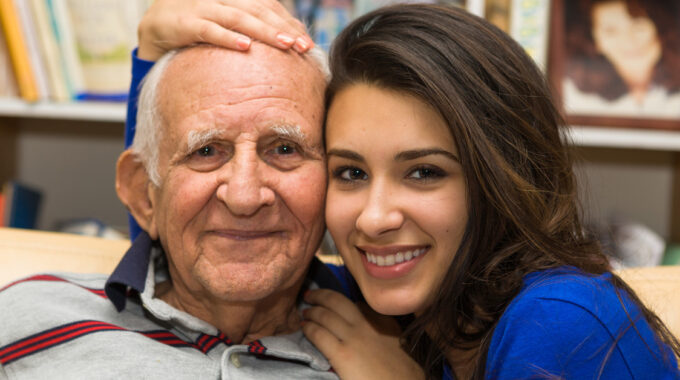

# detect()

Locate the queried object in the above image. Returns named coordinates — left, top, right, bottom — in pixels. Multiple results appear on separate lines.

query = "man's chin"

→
left=196, top=269, right=295, bottom=303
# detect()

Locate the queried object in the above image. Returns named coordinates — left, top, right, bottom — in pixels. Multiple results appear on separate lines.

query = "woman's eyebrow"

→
left=395, top=148, right=459, bottom=162
left=327, top=149, right=364, bottom=162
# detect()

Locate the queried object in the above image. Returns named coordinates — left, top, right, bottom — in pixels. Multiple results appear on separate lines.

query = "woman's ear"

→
left=116, top=150, right=159, bottom=239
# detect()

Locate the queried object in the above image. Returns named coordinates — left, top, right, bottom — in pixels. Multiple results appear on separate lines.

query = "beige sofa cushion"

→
left=617, top=266, right=680, bottom=339
left=0, top=227, right=128, bottom=287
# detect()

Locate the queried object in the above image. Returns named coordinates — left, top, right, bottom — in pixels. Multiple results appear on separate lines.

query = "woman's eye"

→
left=408, top=166, right=445, bottom=180
left=336, top=167, right=368, bottom=181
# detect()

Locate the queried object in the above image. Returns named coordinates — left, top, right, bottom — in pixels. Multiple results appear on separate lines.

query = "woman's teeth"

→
left=366, top=248, right=427, bottom=267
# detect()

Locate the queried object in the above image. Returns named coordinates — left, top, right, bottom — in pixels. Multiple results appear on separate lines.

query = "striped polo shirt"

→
left=0, top=232, right=342, bottom=379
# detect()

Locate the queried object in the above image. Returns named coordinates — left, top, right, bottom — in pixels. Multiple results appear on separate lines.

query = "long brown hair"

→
left=325, top=4, right=680, bottom=378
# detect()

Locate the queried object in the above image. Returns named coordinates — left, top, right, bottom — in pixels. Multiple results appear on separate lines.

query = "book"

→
left=0, top=0, right=39, bottom=101
left=0, top=29, right=20, bottom=98
left=45, top=0, right=85, bottom=100
left=28, top=0, right=69, bottom=101
left=509, top=0, right=551, bottom=70
left=13, top=0, right=50, bottom=100
left=2, top=181, right=43, bottom=229
left=65, top=0, right=143, bottom=101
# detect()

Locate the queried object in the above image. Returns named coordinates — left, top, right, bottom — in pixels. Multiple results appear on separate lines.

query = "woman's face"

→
left=591, top=1, right=661, bottom=84
left=325, top=84, right=468, bottom=316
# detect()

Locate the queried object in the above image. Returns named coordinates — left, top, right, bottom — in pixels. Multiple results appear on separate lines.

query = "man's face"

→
left=149, top=45, right=326, bottom=302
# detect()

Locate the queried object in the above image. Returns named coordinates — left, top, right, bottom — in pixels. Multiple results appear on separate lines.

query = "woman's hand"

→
left=137, top=0, right=314, bottom=61
left=303, top=289, right=425, bottom=380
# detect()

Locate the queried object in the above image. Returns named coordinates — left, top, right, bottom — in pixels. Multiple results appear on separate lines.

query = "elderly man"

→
left=0, top=42, right=344, bottom=378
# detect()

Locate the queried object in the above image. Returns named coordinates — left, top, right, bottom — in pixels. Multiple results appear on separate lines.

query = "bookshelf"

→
left=0, top=98, right=125, bottom=121
left=3, top=99, right=680, bottom=150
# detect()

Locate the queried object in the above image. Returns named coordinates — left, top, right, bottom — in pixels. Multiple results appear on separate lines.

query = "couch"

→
left=0, top=227, right=678, bottom=338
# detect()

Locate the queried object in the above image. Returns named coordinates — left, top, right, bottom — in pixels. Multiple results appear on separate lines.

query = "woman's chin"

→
left=363, top=290, right=426, bottom=316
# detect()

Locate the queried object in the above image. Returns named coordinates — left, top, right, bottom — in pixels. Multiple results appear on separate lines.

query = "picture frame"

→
left=548, top=0, right=680, bottom=130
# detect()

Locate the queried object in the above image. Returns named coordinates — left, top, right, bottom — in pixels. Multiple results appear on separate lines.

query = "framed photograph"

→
left=548, top=0, right=680, bottom=130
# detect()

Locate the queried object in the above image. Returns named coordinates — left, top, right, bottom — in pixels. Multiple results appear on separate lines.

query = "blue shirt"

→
left=445, top=267, right=679, bottom=379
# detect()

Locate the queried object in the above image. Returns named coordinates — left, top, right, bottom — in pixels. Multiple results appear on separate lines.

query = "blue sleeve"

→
left=125, top=48, right=156, bottom=240
left=125, top=48, right=155, bottom=148
left=485, top=295, right=679, bottom=379
left=323, top=263, right=356, bottom=301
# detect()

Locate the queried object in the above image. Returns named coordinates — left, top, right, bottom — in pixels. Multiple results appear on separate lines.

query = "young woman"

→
left=128, top=2, right=680, bottom=379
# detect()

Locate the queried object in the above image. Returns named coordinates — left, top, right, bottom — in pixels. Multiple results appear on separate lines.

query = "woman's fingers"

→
left=301, top=320, right=343, bottom=358
left=302, top=305, right=355, bottom=341
left=205, top=4, right=312, bottom=51
left=304, top=289, right=364, bottom=325
left=137, top=0, right=313, bottom=61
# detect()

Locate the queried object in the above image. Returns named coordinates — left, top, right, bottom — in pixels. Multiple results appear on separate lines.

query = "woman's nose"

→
left=354, top=180, right=404, bottom=238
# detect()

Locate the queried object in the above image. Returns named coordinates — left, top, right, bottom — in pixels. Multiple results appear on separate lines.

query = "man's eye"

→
left=335, top=167, right=368, bottom=181
left=273, top=144, right=297, bottom=155
left=194, top=145, right=215, bottom=157
left=186, top=143, right=229, bottom=171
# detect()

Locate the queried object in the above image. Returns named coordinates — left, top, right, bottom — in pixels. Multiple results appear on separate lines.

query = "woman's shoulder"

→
left=515, top=266, right=619, bottom=311
left=485, top=266, right=679, bottom=379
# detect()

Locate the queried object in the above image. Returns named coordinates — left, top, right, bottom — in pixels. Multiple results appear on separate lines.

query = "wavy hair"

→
left=326, top=4, right=680, bottom=378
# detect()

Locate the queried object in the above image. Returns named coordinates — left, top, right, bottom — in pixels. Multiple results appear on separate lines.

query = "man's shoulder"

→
left=0, top=272, right=109, bottom=300
left=0, top=272, right=114, bottom=344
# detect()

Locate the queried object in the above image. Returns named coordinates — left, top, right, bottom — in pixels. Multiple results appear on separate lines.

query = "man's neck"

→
left=155, top=280, right=304, bottom=343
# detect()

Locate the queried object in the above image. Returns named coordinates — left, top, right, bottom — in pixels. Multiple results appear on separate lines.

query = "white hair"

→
left=130, top=45, right=329, bottom=187
left=130, top=49, right=179, bottom=186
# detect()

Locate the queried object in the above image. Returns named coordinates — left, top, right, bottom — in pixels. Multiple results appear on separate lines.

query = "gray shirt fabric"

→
left=0, top=232, right=340, bottom=379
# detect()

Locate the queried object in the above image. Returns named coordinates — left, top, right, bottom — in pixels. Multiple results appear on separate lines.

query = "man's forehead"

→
left=158, top=44, right=325, bottom=129
left=163, top=44, right=324, bottom=95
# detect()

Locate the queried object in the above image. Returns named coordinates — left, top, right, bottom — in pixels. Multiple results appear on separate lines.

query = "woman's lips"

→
left=356, top=245, right=429, bottom=279
left=365, top=247, right=427, bottom=266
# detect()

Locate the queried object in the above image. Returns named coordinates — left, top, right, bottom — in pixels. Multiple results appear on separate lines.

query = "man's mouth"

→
left=207, top=229, right=281, bottom=241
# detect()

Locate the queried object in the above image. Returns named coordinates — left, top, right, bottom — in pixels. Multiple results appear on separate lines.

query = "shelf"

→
left=0, top=98, right=125, bottom=122
left=566, top=126, right=680, bottom=152
left=1, top=99, right=680, bottom=151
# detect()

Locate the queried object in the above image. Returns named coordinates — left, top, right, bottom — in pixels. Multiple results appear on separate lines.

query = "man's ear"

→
left=116, top=150, right=159, bottom=239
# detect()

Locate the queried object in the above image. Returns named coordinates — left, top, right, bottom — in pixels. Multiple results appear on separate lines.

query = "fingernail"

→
left=276, top=33, right=295, bottom=48
left=236, top=36, right=251, bottom=50
left=294, top=37, right=309, bottom=53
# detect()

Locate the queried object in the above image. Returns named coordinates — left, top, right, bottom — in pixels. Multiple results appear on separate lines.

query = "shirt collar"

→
left=104, top=230, right=345, bottom=312
left=105, top=230, right=153, bottom=311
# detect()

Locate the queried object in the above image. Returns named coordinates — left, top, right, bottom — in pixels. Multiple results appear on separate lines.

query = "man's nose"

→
left=355, top=179, right=404, bottom=238
left=216, top=150, right=275, bottom=216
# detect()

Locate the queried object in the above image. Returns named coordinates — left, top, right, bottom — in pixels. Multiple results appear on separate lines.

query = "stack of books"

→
left=0, top=0, right=151, bottom=103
